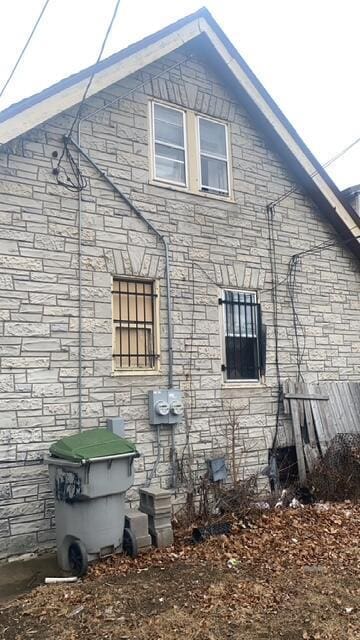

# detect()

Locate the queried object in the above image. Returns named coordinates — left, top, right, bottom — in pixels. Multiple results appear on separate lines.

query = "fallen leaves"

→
left=1, top=503, right=360, bottom=640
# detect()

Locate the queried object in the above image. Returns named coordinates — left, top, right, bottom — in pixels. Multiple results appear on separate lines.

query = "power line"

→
left=67, top=0, right=122, bottom=139
left=270, top=133, right=360, bottom=208
left=55, top=0, right=121, bottom=189
left=0, top=0, right=51, bottom=100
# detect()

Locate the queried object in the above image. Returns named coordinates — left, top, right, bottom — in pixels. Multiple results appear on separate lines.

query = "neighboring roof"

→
left=342, top=184, right=360, bottom=199
left=0, top=7, right=359, bottom=255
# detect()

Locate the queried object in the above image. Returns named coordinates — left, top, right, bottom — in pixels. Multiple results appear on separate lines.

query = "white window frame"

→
left=150, top=102, right=188, bottom=188
left=197, top=115, right=230, bottom=196
left=220, top=288, right=260, bottom=384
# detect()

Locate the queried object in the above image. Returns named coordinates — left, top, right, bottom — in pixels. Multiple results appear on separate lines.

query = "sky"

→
left=0, top=0, right=359, bottom=190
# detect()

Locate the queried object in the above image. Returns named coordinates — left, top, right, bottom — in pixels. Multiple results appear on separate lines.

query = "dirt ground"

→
left=1, top=503, right=360, bottom=640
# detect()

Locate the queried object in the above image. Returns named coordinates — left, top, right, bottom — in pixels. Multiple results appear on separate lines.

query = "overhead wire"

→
left=67, top=0, right=121, bottom=140
left=266, top=129, right=360, bottom=467
left=270, top=133, right=360, bottom=208
left=0, top=0, right=51, bottom=100
left=54, top=0, right=121, bottom=190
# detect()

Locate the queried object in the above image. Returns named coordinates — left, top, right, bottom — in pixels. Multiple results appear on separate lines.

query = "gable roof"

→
left=0, top=7, right=359, bottom=256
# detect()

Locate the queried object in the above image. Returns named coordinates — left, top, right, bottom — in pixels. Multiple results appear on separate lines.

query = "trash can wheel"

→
left=123, top=527, right=138, bottom=558
left=68, top=540, right=88, bottom=576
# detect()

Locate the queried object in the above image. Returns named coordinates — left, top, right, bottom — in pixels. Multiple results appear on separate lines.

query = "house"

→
left=0, top=8, right=359, bottom=561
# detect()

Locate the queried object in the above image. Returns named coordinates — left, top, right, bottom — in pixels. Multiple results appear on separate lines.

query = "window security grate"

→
left=220, top=290, right=265, bottom=381
left=112, top=278, right=158, bottom=370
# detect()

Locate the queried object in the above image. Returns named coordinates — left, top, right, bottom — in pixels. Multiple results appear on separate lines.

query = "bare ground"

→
left=1, top=503, right=360, bottom=640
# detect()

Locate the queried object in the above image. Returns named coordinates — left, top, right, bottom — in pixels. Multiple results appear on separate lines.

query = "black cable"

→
left=266, top=205, right=282, bottom=461
left=286, top=254, right=306, bottom=382
left=55, top=0, right=121, bottom=189
left=67, top=0, right=121, bottom=140
left=0, top=0, right=51, bottom=99
left=52, top=136, right=87, bottom=192
left=269, top=135, right=360, bottom=208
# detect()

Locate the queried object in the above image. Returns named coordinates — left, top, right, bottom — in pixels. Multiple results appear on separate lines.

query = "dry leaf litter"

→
left=1, top=502, right=360, bottom=640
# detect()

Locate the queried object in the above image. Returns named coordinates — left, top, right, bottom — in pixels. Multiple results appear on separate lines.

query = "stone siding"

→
left=0, top=45, right=359, bottom=558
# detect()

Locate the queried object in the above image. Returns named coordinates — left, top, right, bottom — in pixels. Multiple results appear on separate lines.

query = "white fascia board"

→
left=0, top=20, right=202, bottom=145
left=197, top=18, right=359, bottom=240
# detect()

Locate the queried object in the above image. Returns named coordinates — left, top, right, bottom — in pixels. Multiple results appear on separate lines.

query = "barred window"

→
left=112, top=278, right=159, bottom=371
left=220, top=290, right=266, bottom=382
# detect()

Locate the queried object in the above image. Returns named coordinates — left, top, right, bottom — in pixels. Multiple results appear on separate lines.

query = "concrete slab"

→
left=0, top=553, right=70, bottom=602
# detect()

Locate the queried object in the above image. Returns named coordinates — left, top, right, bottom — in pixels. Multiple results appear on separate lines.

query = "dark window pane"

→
left=223, top=289, right=259, bottom=380
left=225, top=337, right=258, bottom=380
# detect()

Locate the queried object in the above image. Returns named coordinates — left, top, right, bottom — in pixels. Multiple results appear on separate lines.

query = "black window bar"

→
left=220, top=291, right=265, bottom=381
left=112, top=278, right=158, bottom=370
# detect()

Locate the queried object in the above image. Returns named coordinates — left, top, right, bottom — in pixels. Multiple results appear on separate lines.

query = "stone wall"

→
left=0, top=45, right=359, bottom=559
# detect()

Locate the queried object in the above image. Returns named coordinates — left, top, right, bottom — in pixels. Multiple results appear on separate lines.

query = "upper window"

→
left=152, top=103, right=186, bottom=186
left=198, top=117, right=229, bottom=195
left=150, top=102, right=231, bottom=197
left=220, top=290, right=264, bottom=382
left=112, top=277, right=159, bottom=372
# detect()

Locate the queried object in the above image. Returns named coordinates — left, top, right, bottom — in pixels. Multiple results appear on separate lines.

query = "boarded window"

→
left=112, top=278, right=158, bottom=370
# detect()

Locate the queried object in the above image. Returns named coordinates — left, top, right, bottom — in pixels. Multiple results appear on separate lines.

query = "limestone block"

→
left=5, top=323, right=50, bottom=337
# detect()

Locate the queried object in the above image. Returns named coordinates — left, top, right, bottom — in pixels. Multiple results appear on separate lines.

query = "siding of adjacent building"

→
left=0, top=45, right=359, bottom=559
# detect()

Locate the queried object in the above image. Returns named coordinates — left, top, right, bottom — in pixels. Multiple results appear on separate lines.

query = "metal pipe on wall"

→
left=77, top=122, right=83, bottom=431
left=67, top=134, right=174, bottom=396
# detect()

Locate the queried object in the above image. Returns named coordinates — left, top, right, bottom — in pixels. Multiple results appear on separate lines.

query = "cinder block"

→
left=125, top=508, right=149, bottom=538
left=136, top=534, right=152, bottom=551
left=147, top=513, right=172, bottom=532
left=150, top=527, right=174, bottom=548
left=139, top=487, right=172, bottom=517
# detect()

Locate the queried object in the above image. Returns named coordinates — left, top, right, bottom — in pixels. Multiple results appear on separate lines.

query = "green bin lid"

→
left=49, top=428, right=138, bottom=462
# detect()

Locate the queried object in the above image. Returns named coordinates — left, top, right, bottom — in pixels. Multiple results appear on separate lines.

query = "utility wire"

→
left=67, top=0, right=121, bottom=139
left=270, top=134, right=360, bottom=208
left=55, top=0, right=121, bottom=188
left=0, top=0, right=51, bottom=100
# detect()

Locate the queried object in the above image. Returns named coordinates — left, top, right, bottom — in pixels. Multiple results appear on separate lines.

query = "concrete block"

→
left=139, top=487, right=172, bottom=517
left=135, top=534, right=152, bottom=551
left=150, top=527, right=174, bottom=548
left=125, top=508, right=149, bottom=538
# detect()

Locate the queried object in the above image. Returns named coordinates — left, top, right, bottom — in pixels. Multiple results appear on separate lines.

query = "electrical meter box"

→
left=148, top=388, right=184, bottom=426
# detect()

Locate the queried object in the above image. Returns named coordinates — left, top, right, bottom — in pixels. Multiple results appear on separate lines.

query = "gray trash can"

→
left=46, top=428, right=139, bottom=575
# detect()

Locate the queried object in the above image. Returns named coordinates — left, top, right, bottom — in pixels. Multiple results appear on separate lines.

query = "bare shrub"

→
left=307, top=434, right=360, bottom=502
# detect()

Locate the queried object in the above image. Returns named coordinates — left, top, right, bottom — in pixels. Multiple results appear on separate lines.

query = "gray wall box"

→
left=107, top=417, right=125, bottom=438
left=148, top=389, right=184, bottom=426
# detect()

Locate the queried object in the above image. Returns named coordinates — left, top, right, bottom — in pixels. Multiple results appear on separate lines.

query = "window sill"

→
left=148, top=179, right=236, bottom=204
left=221, top=380, right=267, bottom=389
left=112, top=369, right=161, bottom=377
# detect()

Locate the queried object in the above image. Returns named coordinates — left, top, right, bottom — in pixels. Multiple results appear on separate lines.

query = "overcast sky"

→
left=0, top=0, right=359, bottom=189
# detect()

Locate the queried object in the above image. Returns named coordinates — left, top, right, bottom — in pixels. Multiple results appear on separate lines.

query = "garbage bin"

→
left=47, top=428, right=139, bottom=575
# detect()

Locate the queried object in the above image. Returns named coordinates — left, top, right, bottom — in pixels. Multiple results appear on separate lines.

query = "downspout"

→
left=66, top=134, right=174, bottom=390
left=77, top=122, right=83, bottom=431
